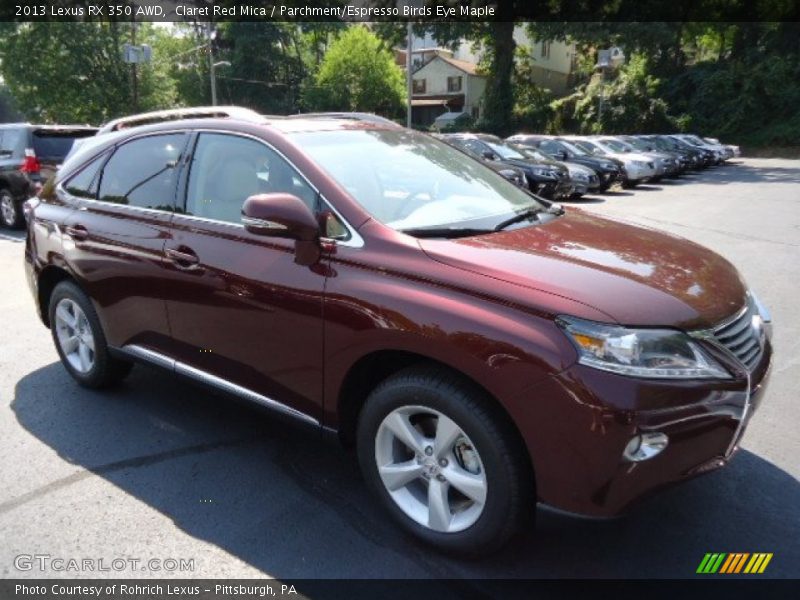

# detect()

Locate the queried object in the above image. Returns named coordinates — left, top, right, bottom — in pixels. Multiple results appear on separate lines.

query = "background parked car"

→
left=595, top=136, right=678, bottom=180
left=563, top=136, right=657, bottom=188
left=0, top=124, right=97, bottom=228
left=511, top=143, right=600, bottom=199
left=431, top=133, right=527, bottom=188
left=439, top=133, right=572, bottom=200
left=634, top=135, right=700, bottom=170
left=509, top=135, right=622, bottom=192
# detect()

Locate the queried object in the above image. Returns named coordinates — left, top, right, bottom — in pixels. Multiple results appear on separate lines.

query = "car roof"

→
left=286, top=112, right=400, bottom=127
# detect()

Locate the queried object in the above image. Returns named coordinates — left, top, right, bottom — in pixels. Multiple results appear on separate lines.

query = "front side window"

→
left=98, top=134, right=186, bottom=210
left=291, top=129, right=544, bottom=232
left=447, top=76, right=462, bottom=92
left=412, top=79, right=426, bottom=94
left=184, top=133, right=316, bottom=225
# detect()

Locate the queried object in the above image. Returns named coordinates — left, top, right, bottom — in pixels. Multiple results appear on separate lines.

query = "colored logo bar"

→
left=697, top=553, right=773, bottom=574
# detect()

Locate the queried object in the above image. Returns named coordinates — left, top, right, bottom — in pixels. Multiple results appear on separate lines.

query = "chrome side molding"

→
left=121, top=344, right=319, bottom=427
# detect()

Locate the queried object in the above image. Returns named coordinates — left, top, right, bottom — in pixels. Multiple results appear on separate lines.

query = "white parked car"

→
left=565, top=137, right=657, bottom=187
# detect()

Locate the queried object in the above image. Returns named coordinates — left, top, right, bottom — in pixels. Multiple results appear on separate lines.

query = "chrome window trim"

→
left=187, top=129, right=364, bottom=249
left=121, top=344, right=319, bottom=427
left=59, top=127, right=365, bottom=249
left=58, top=129, right=192, bottom=217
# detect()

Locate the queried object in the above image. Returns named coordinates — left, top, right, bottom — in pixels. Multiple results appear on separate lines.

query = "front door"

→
left=163, top=132, right=326, bottom=422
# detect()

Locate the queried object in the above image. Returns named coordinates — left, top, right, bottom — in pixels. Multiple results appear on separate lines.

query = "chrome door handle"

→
left=165, top=247, right=199, bottom=265
left=64, top=225, right=88, bottom=241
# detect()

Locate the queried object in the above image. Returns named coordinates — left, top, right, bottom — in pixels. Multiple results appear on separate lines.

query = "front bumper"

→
left=624, top=164, right=656, bottom=181
left=513, top=341, right=772, bottom=517
left=531, top=177, right=572, bottom=199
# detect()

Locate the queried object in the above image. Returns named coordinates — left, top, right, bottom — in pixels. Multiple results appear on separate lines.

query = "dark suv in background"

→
left=0, top=123, right=97, bottom=228
left=438, top=133, right=572, bottom=199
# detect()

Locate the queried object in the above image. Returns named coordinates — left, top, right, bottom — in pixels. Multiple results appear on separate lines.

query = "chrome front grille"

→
left=712, top=299, right=763, bottom=370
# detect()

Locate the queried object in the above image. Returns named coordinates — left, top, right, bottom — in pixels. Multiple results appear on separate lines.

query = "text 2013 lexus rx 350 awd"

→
left=25, top=115, right=772, bottom=555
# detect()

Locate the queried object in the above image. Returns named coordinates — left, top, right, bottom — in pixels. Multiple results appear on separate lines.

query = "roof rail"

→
left=96, top=106, right=264, bottom=134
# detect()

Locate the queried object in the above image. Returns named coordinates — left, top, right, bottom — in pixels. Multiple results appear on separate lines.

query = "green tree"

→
left=0, top=22, right=177, bottom=124
left=303, top=26, right=405, bottom=116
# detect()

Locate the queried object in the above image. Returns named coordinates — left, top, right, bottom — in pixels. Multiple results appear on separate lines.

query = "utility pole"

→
left=207, top=22, right=217, bottom=106
left=406, top=21, right=413, bottom=128
left=131, top=19, right=138, bottom=113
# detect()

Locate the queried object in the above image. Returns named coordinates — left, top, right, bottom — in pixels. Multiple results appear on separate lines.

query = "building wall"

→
left=413, top=59, right=470, bottom=97
left=466, top=76, right=487, bottom=119
left=513, top=29, right=577, bottom=76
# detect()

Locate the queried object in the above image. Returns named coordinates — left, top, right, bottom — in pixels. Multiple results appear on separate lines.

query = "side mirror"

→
left=557, top=150, right=568, bottom=161
left=482, top=150, right=496, bottom=160
left=241, top=193, right=320, bottom=265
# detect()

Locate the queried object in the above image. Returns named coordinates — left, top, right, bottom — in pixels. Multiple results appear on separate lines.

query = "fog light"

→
left=623, top=432, right=669, bottom=462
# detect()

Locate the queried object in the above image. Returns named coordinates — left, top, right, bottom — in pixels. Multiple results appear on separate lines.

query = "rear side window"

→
left=0, top=128, right=24, bottom=157
left=32, top=132, right=93, bottom=160
left=63, top=152, right=109, bottom=199
left=98, top=134, right=186, bottom=210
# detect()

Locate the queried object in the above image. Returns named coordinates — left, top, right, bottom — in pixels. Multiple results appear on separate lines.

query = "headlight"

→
left=557, top=316, right=731, bottom=379
left=532, top=168, right=554, bottom=177
left=601, top=162, right=615, bottom=169
left=571, top=171, right=588, bottom=181
left=750, top=291, right=773, bottom=340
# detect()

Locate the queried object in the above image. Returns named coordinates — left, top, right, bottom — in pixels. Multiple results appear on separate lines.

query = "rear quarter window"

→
left=32, top=132, right=94, bottom=160
left=0, top=128, right=25, bottom=157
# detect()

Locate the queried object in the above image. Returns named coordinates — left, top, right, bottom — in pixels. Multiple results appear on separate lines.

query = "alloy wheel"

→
left=374, top=405, right=488, bottom=533
left=0, top=194, right=16, bottom=226
left=54, top=298, right=96, bottom=374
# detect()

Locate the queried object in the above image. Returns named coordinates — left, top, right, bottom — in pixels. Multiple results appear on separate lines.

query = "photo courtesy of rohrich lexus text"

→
left=0, top=0, right=798, bottom=597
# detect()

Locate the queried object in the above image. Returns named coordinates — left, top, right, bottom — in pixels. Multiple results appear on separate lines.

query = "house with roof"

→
left=395, top=48, right=487, bottom=127
left=394, top=29, right=580, bottom=127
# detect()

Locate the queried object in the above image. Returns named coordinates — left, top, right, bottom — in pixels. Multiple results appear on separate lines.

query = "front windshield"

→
left=513, top=144, right=550, bottom=162
left=573, top=140, right=606, bottom=155
left=292, top=129, right=544, bottom=232
left=601, top=139, right=632, bottom=152
left=626, top=138, right=650, bottom=151
left=557, top=140, right=590, bottom=156
left=483, top=139, right=526, bottom=160
left=686, top=135, right=705, bottom=145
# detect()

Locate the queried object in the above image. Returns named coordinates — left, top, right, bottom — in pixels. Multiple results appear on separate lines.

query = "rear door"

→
left=60, top=132, right=189, bottom=352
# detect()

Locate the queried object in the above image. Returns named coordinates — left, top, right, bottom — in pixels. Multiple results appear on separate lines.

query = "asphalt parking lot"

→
left=1, top=158, right=798, bottom=581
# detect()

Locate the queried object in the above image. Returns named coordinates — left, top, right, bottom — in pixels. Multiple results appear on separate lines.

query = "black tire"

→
left=622, top=179, right=638, bottom=189
left=357, top=366, right=534, bottom=556
left=48, top=280, right=133, bottom=388
left=0, top=189, right=24, bottom=229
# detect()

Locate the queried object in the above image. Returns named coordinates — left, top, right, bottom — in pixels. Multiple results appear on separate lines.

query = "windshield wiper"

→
left=494, top=207, right=543, bottom=231
left=399, top=227, right=494, bottom=239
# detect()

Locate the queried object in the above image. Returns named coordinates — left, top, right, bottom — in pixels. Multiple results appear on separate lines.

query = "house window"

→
left=541, top=41, right=551, bottom=59
left=447, top=76, right=462, bottom=92
left=412, top=78, right=426, bottom=94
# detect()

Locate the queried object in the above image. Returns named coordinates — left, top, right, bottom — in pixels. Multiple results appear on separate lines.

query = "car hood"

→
left=419, top=209, right=746, bottom=330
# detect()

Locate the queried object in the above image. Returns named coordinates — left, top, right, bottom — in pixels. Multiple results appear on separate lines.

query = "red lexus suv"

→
left=24, top=114, right=772, bottom=555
